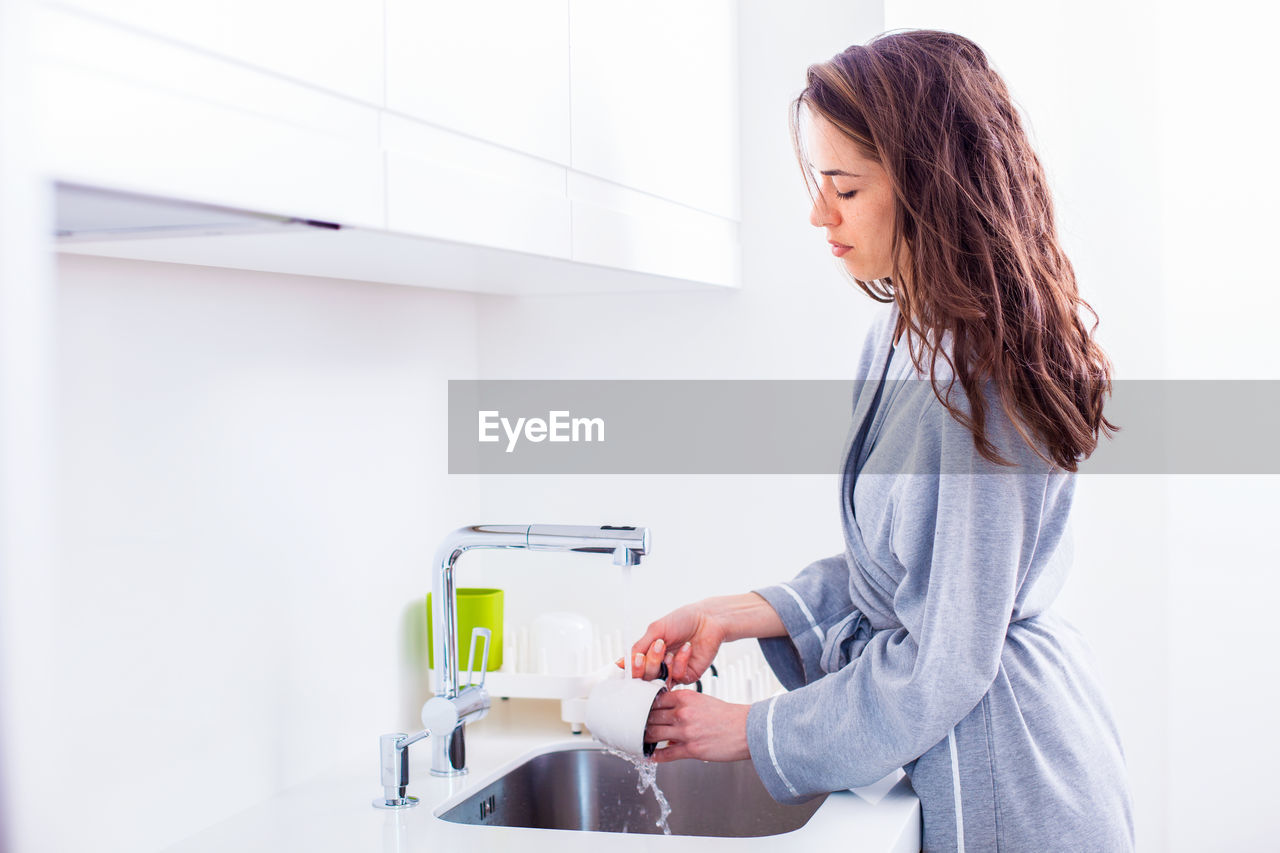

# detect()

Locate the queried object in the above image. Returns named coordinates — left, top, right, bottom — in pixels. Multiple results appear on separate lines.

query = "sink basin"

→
left=436, top=743, right=827, bottom=837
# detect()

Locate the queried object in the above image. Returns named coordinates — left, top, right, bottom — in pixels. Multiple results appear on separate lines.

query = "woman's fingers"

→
left=671, top=641, right=695, bottom=683
left=641, top=638, right=666, bottom=679
left=650, top=689, right=678, bottom=711
left=644, top=691, right=683, bottom=741
left=628, top=617, right=674, bottom=676
left=646, top=707, right=676, bottom=726
left=628, top=642, right=677, bottom=680
left=628, top=605, right=704, bottom=675
left=628, top=637, right=659, bottom=673
left=645, top=722, right=678, bottom=742
left=642, top=689, right=751, bottom=763
left=651, top=742, right=693, bottom=763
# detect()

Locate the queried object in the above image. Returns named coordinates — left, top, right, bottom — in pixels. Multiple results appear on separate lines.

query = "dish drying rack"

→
left=428, top=624, right=785, bottom=733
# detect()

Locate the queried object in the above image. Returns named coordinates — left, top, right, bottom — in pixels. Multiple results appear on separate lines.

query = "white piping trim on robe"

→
left=778, top=583, right=824, bottom=645
left=948, top=725, right=966, bottom=852
left=765, top=696, right=801, bottom=799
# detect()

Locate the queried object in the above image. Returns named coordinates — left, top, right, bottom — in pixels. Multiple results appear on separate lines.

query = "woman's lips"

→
left=829, top=241, right=851, bottom=258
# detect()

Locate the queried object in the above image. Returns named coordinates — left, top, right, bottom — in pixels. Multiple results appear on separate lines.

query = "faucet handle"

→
left=465, top=627, right=492, bottom=689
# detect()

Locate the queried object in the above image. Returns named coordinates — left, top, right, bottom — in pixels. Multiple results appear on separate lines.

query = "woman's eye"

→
left=836, top=189, right=857, bottom=199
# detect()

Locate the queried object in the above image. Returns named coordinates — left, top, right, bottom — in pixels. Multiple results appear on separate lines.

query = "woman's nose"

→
left=809, top=191, right=837, bottom=228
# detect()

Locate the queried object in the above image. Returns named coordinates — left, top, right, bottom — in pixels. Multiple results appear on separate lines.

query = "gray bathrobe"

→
left=746, top=302, right=1135, bottom=851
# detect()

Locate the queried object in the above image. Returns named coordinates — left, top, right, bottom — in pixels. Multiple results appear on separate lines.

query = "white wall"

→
left=1156, top=8, right=1280, bottom=851
left=37, top=255, right=480, bottom=852
left=0, top=0, right=57, bottom=851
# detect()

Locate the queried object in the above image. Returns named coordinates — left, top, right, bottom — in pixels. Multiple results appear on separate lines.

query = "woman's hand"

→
left=615, top=593, right=786, bottom=684
left=644, top=689, right=751, bottom=763
left=617, top=599, right=728, bottom=684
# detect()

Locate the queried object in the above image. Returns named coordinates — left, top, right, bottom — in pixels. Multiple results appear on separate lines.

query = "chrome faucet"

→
left=429, top=525, right=649, bottom=776
left=372, top=523, right=649, bottom=808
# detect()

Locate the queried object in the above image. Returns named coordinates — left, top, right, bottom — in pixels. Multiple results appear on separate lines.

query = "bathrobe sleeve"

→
left=744, top=386, right=1057, bottom=802
left=752, top=555, right=855, bottom=689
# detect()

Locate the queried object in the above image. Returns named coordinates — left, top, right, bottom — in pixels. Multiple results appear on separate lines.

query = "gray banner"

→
left=448, top=380, right=1280, bottom=475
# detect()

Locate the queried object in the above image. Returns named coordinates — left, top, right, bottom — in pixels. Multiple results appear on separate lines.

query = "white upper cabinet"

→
left=385, top=0, right=572, bottom=165
left=382, top=113, right=572, bottom=259
left=33, top=6, right=384, bottom=229
left=49, top=0, right=383, bottom=105
left=36, top=0, right=740, bottom=292
left=569, top=0, right=740, bottom=220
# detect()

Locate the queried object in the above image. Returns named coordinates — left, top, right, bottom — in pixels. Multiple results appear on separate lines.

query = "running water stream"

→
left=621, top=564, right=634, bottom=676
left=608, top=566, right=672, bottom=834
left=603, top=746, right=673, bottom=835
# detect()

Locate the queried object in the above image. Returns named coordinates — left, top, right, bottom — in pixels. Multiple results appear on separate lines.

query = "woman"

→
left=623, top=29, right=1136, bottom=851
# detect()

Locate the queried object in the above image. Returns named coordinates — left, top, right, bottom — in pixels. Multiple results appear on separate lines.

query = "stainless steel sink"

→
left=436, top=745, right=827, bottom=837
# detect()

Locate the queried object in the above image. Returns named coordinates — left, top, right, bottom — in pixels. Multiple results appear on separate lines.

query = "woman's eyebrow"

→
left=808, top=162, right=862, bottom=177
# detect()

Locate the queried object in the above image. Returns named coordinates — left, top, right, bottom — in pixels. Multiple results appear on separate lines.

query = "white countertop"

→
left=164, top=698, right=920, bottom=852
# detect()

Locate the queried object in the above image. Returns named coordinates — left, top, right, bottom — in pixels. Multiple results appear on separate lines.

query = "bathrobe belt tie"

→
left=817, top=609, right=1048, bottom=675
left=819, top=609, right=878, bottom=674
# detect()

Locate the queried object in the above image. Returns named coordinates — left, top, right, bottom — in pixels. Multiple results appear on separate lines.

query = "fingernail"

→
left=633, top=652, right=644, bottom=668
left=654, top=639, right=665, bottom=652
left=664, top=652, right=674, bottom=667
left=682, top=642, right=691, bottom=652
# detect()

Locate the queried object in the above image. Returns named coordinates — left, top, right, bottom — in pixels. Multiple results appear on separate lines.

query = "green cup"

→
left=426, top=588, right=504, bottom=672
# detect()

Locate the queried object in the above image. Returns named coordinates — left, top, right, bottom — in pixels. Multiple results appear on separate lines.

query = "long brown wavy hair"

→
left=792, top=29, right=1117, bottom=472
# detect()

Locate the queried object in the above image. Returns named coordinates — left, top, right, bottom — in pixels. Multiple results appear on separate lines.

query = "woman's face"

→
left=801, top=109, right=899, bottom=282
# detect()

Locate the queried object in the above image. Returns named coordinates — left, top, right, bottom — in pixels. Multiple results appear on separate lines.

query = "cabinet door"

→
left=49, top=0, right=383, bottom=105
left=385, top=0, right=571, bottom=165
left=382, top=114, right=571, bottom=259
left=570, top=0, right=739, bottom=219
left=34, top=7, right=384, bottom=228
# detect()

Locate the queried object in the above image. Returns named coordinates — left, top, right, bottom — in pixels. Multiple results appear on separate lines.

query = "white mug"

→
left=584, top=676, right=668, bottom=757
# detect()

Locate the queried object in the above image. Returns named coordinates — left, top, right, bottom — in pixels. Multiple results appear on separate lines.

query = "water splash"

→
left=603, top=746, right=672, bottom=835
